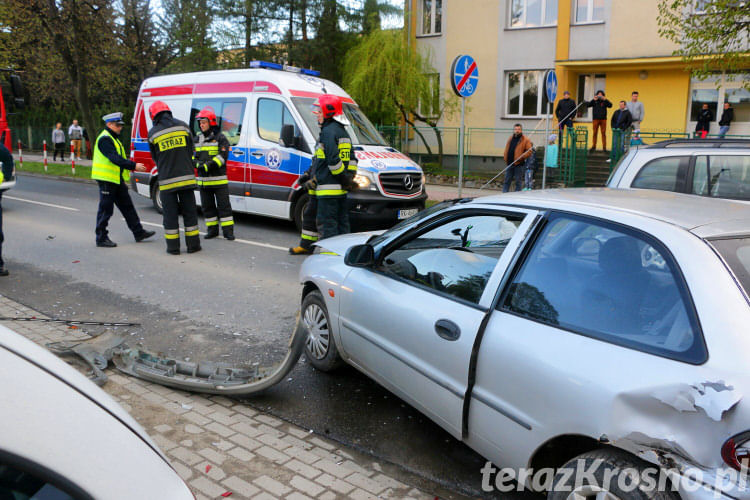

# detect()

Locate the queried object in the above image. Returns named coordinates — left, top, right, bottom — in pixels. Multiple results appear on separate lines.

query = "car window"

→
left=708, top=236, right=750, bottom=299
left=631, top=156, right=689, bottom=192
left=706, top=156, right=750, bottom=200
left=257, top=98, right=300, bottom=144
left=0, top=461, right=75, bottom=499
left=190, top=98, right=247, bottom=146
left=501, top=214, right=706, bottom=364
left=692, top=156, right=709, bottom=195
left=379, top=214, right=523, bottom=304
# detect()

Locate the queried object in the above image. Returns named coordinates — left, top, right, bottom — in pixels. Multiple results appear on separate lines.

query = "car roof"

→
left=472, top=188, right=750, bottom=238
left=646, top=139, right=750, bottom=149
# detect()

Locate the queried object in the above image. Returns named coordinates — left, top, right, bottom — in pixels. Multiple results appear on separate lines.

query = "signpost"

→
left=450, top=55, right=478, bottom=197
left=542, top=69, right=558, bottom=189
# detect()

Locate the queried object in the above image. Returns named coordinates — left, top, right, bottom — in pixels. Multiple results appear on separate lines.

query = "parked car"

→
left=0, top=325, right=194, bottom=499
left=299, top=188, right=750, bottom=500
left=607, top=139, right=750, bottom=201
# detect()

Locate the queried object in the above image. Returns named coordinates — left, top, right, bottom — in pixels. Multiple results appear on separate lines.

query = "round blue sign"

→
left=545, top=69, right=558, bottom=103
left=451, top=55, right=479, bottom=98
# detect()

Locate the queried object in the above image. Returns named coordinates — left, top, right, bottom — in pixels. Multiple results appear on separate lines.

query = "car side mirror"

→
left=280, top=124, right=296, bottom=148
left=345, top=244, right=375, bottom=268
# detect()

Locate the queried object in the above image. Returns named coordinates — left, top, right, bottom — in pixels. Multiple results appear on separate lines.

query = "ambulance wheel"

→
left=150, top=182, right=163, bottom=214
left=302, top=290, right=342, bottom=372
left=293, top=193, right=309, bottom=232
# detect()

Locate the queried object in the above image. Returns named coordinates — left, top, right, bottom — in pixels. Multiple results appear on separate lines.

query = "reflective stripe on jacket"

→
left=92, top=130, right=130, bottom=184
left=193, top=127, right=230, bottom=188
left=147, top=114, right=196, bottom=192
left=312, top=120, right=352, bottom=198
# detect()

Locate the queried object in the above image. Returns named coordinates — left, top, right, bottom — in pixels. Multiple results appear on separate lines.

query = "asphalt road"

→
left=1, top=174, right=535, bottom=499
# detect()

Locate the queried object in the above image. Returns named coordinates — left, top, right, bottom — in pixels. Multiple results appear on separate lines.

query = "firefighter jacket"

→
left=312, top=119, right=357, bottom=198
left=193, top=127, right=230, bottom=188
left=147, top=112, right=196, bottom=192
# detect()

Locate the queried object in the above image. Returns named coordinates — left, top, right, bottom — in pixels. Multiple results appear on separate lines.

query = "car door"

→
left=338, top=208, right=538, bottom=438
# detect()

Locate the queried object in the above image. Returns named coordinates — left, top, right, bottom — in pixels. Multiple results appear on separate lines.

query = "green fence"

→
left=560, top=127, right=588, bottom=187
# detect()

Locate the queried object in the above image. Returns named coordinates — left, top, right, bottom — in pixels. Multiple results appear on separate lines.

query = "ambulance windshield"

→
left=291, top=97, right=388, bottom=147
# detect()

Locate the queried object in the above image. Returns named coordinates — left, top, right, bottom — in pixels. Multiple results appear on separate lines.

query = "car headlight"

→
left=354, top=170, right=377, bottom=190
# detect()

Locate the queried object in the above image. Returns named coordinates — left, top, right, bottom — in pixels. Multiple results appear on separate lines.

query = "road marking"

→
left=138, top=221, right=288, bottom=252
left=4, top=196, right=79, bottom=212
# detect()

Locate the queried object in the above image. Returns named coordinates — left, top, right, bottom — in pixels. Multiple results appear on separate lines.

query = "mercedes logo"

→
left=403, top=175, right=414, bottom=190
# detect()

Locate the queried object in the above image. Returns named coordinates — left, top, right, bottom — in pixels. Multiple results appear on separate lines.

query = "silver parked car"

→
left=607, top=139, right=750, bottom=201
left=299, top=189, right=750, bottom=500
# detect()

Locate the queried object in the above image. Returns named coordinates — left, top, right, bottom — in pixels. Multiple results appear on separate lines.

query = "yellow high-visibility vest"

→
left=92, top=130, right=130, bottom=184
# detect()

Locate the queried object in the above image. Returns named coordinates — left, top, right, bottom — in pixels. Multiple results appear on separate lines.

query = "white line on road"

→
left=4, top=196, right=80, bottom=212
left=138, top=220, right=288, bottom=252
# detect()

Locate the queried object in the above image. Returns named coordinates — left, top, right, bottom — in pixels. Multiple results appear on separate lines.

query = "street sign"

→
left=545, top=69, right=558, bottom=103
left=451, top=55, right=479, bottom=98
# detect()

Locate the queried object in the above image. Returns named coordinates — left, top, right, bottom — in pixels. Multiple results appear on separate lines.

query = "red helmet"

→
left=196, top=106, right=217, bottom=127
left=149, top=100, right=170, bottom=120
left=313, top=94, right=343, bottom=120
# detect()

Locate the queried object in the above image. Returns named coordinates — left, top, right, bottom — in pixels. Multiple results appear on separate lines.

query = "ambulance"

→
left=129, top=62, right=427, bottom=229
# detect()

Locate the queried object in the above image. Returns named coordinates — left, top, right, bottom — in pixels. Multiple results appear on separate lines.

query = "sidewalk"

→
left=16, top=152, right=92, bottom=167
left=0, top=294, right=441, bottom=500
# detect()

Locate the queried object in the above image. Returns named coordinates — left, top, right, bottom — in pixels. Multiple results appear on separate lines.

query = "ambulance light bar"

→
left=249, top=60, right=320, bottom=77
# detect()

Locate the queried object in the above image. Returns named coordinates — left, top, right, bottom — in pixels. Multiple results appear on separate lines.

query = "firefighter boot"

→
left=223, top=226, right=235, bottom=240
left=288, top=246, right=312, bottom=255
left=205, top=225, right=219, bottom=239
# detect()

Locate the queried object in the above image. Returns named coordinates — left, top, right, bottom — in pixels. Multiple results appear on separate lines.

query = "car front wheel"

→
left=150, top=182, right=163, bottom=214
left=301, top=290, right=342, bottom=372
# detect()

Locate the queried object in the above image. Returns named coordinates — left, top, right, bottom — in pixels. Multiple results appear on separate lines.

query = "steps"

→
left=585, top=150, right=612, bottom=187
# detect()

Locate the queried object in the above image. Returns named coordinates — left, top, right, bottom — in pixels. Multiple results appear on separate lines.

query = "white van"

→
left=129, top=62, right=427, bottom=229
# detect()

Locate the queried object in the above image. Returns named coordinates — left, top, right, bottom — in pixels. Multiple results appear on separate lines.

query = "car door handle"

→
left=232, top=149, right=245, bottom=156
left=250, top=151, right=264, bottom=158
left=434, top=319, right=461, bottom=341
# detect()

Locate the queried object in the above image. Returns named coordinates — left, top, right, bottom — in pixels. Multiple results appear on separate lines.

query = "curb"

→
left=16, top=171, right=97, bottom=186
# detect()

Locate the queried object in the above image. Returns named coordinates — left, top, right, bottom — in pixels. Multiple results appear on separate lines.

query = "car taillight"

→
left=721, top=431, right=750, bottom=471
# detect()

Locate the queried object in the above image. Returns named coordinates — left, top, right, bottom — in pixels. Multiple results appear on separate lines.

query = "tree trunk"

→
left=432, top=124, right=444, bottom=168
left=244, top=0, right=252, bottom=66
left=399, top=105, right=433, bottom=157
left=287, top=0, right=294, bottom=65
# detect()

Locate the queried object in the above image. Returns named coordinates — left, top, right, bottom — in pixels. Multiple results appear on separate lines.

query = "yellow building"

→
left=406, top=0, right=750, bottom=159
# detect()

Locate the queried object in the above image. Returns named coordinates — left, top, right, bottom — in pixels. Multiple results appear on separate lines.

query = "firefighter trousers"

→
left=200, top=184, right=233, bottom=237
left=298, top=195, right=319, bottom=250
left=160, top=188, right=200, bottom=253
left=316, top=196, right=349, bottom=240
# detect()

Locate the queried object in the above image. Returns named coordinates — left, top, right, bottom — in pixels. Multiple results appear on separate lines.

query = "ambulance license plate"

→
left=398, top=209, right=418, bottom=220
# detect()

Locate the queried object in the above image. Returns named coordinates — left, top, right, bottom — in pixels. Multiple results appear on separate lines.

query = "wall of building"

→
left=608, top=0, right=678, bottom=58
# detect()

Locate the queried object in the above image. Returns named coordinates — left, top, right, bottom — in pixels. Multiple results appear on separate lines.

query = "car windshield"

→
left=708, top=236, right=750, bottom=299
left=607, top=149, right=636, bottom=185
left=367, top=200, right=470, bottom=248
left=291, top=97, right=387, bottom=146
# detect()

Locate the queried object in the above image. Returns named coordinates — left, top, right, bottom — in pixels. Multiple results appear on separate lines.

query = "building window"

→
left=575, top=0, right=604, bottom=23
left=419, top=0, right=442, bottom=35
left=510, top=0, right=557, bottom=27
left=505, top=71, right=553, bottom=117
left=688, top=72, right=750, bottom=125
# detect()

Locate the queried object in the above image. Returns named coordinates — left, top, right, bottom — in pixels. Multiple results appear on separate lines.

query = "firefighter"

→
left=288, top=165, right=318, bottom=255
left=92, top=112, right=155, bottom=248
left=311, top=94, right=357, bottom=239
left=147, top=101, right=201, bottom=255
left=193, top=107, right=234, bottom=240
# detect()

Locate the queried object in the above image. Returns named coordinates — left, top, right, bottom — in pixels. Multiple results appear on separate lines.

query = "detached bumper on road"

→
left=348, top=190, right=427, bottom=229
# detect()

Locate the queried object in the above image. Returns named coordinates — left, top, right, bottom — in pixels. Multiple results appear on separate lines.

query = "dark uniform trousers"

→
left=299, top=194, right=319, bottom=250
left=200, top=185, right=233, bottom=237
left=317, top=197, right=349, bottom=240
left=95, top=180, right=146, bottom=243
left=160, top=188, right=200, bottom=253
left=0, top=191, right=4, bottom=268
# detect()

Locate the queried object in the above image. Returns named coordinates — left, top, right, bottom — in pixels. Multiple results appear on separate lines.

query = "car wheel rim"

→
left=566, top=485, right=623, bottom=500
left=303, top=303, right=329, bottom=360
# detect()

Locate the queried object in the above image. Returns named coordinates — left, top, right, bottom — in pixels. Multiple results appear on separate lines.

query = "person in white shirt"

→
left=68, top=119, right=84, bottom=160
left=626, top=91, right=645, bottom=133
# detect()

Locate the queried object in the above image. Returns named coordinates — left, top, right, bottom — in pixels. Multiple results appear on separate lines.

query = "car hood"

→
left=354, top=145, right=423, bottom=173
left=314, top=231, right=383, bottom=256
left=0, top=325, right=165, bottom=460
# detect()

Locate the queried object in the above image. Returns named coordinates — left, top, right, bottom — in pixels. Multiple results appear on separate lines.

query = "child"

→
left=523, top=142, right=536, bottom=191
left=544, top=134, right=558, bottom=184
left=630, top=130, right=645, bottom=146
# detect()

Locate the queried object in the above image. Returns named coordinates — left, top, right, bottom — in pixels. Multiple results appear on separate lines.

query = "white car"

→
left=0, top=325, right=194, bottom=499
left=299, top=189, right=750, bottom=500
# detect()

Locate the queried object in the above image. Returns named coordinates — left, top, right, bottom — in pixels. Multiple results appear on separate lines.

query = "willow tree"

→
left=343, top=28, right=458, bottom=167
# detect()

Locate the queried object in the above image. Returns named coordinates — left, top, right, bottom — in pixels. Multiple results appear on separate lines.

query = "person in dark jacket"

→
left=695, top=104, right=714, bottom=139
left=91, top=112, right=155, bottom=248
left=555, top=91, right=577, bottom=131
left=312, top=94, right=357, bottom=240
left=718, top=102, right=733, bottom=138
left=147, top=101, right=200, bottom=255
left=503, top=124, right=533, bottom=193
left=193, top=107, right=234, bottom=240
left=611, top=101, right=633, bottom=155
left=0, top=142, right=13, bottom=275
left=587, top=90, right=612, bottom=152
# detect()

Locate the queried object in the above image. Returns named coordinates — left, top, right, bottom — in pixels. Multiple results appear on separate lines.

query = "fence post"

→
left=27, top=124, right=32, bottom=152
left=70, top=143, right=75, bottom=175
left=43, top=140, right=48, bottom=172
left=17, top=140, right=22, bottom=169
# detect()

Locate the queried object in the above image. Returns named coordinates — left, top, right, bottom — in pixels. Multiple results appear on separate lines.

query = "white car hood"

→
left=354, top=145, right=422, bottom=174
left=314, top=231, right=383, bottom=256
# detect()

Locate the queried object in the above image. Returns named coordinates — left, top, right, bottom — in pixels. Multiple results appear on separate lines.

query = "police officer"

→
left=147, top=101, right=201, bottom=255
left=193, top=107, right=234, bottom=240
left=92, top=112, right=155, bottom=248
left=288, top=165, right=319, bottom=255
left=311, top=94, right=357, bottom=239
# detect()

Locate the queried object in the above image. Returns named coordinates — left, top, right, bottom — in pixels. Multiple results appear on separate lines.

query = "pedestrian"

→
left=695, top=104, right=713, bottom=139
left=147, top=100, right=201, bottom=255
left=587, top=90, right=612, bottom=152
left=626, top=91, right=645, bottom=133
left=522, top=141, right=536, bottom=191
left=611, top=101, right=633, bottom=155
left=0, top=141, right=13, bottom=275
left=630, top=132, right=646, bottom=146
left=719, top=102, right=734, bottom=138
left=544, top=134, right=558, bottom=183
left=82, top=127, right=92, bottom=160
left=289, top=165, right=319, bottom=255
left=69, top=119, right=83, bottom=160
left=193, top=107, right=234, bottom=240
left=312, top=94, right=357, bottom=240
left=52, top=122, right=66, bottom=161
left=92, top=112, right=155, bottom=248
left=503, top=124, right=533, bottom=193
left=555, top=91, right=577, bottom=132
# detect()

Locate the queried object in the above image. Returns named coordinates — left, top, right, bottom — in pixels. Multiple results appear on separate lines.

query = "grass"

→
left=15, top=160, right=92, bottom=179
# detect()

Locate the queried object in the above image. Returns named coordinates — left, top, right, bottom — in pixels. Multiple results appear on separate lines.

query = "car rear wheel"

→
left=302, top=290, right=342, bottom=372
left=548, top=449, right=677, bottom=500
left=150, top=182, right=163, bottom=214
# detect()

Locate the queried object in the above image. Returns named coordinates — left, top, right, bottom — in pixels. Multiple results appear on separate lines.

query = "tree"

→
left=361, top=0, right=401, bottom=34
left=344, top=28, right=459, bottom=167
left=159, top=0, right=217, bottom=73
left=658, top=0, right=750, bottom=86
left=118, top=0, right=172, bottom=85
